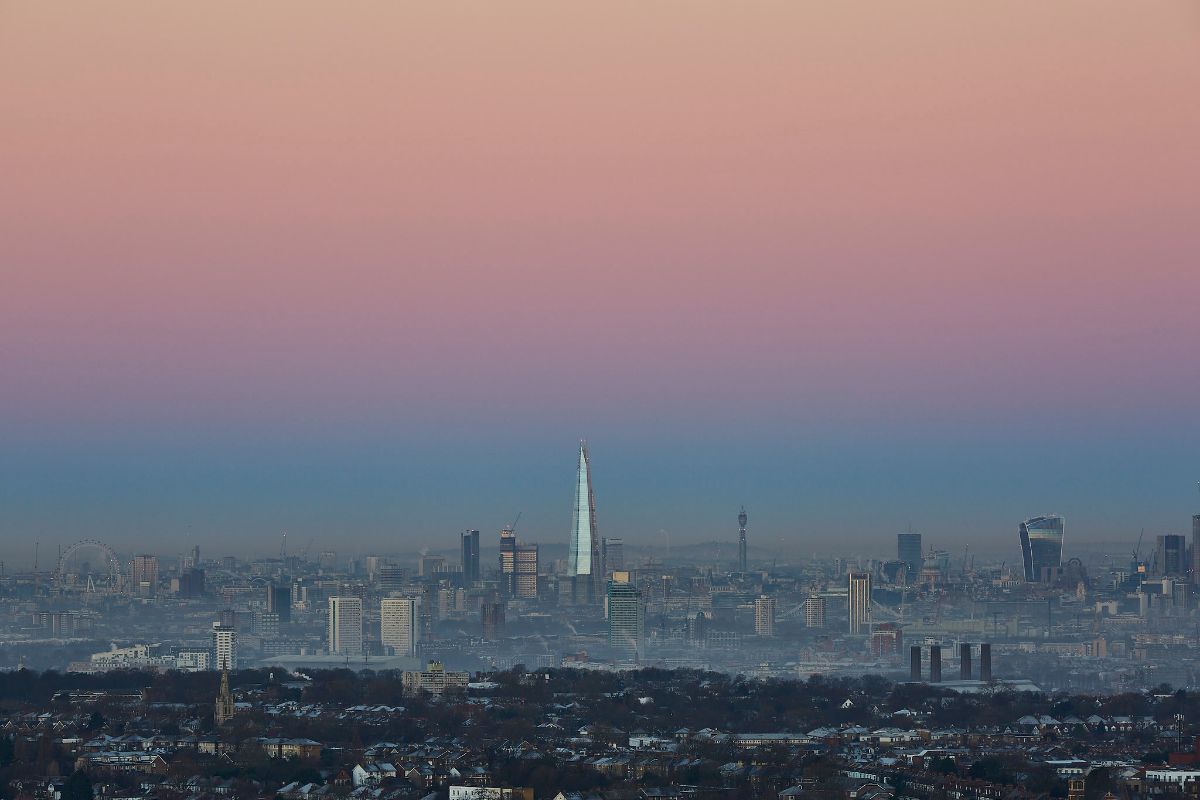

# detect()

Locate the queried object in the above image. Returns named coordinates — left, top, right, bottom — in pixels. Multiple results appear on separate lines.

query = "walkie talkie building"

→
left=1019, top=515, right=1065, bottom=582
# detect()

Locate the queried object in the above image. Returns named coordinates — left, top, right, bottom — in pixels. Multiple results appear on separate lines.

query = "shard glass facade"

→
left=568, top=441, right=599, bottom=579
left=1019, top=515, right=1065, bottom=582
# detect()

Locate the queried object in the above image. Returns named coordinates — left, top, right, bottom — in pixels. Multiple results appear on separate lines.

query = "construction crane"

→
left=504, top=512, right=523, bottom=535
left=1132, top=528, right=1145, bottom=569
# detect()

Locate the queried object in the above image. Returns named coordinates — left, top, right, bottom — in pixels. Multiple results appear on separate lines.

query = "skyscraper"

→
left=461, top=530, right=480, bottom=586
left=499, top=527, right=516, bottom=578
left=1155, top=534, right=1187, bottom=577
left=500, top=526, right=539, bottom=599
left=514, top=543, right=538, bottom=599
left=327, top=596, right=363, bottom=657
left=131, top=554, right=159, bottom=597
left=1019, top=516, right=1065, bottom=582
left=567, top=441, right=601, bottom=601
left=607, top=580, right=644, bottom=656
left=897, top=532, right=922, bottom=583
left=267, top=583, right=291, bottom=624
left=848, top=571, right=871, bottom=634
left=380, top=597, right=418, bottom=657
left=754, top=595, right=775, bottom=637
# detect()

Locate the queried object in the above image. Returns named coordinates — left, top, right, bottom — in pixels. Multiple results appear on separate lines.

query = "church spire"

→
left=215, top=667, right=235, bottom=725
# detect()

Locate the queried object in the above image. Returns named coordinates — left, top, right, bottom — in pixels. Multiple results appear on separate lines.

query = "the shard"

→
left=568, top=441, right=601, bottom=599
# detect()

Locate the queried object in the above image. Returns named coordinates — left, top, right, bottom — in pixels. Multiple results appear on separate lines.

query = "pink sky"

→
left=2, top=2, right=1198, bottom=435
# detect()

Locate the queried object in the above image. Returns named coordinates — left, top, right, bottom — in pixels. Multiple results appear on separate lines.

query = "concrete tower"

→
left=738, top=506, right=748, bottom=573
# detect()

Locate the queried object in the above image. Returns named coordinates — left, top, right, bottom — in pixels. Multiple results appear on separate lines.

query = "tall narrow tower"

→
left=215, top=668, right=235, bottom=725
left=737, top=506, right=748, bottom=573
left=568, top=441, right=602, bottom=601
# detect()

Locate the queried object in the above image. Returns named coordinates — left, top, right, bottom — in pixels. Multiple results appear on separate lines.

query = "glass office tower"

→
left=1019, top=516, right=1065, bottom=582
left=567, top=441, right=601, bottom=599
left=897, top=532, right=922, bottom=582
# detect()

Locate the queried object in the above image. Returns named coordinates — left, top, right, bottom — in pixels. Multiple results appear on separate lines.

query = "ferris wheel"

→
left=56, top=539, right=124, bottom=593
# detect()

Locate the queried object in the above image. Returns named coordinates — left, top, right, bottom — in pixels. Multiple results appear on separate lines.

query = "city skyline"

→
left=5, top=4, right=1200, bottom=798
left=2, top=2, right=1199, bottom=561
left=3, top=436, right=1199, bottom=567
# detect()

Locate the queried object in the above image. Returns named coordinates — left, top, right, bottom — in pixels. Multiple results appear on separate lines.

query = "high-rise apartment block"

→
left=848, top=571, right=871, bottom=634
left=803, top=595, right=826, bottom=628
left=380, top=596, right=419, bottom=657
left=754, top=595, right=775, bottom=637
left=212, top=621, right=237, bottom=671
left=514, top=544, right=538, bottom=599
left=327, top=596, right=363, bottom=657
left=607, top=580, right=644, bottom=656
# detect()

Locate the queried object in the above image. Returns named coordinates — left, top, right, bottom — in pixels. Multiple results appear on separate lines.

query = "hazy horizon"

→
left=3, top=432, right=1197, bottom=568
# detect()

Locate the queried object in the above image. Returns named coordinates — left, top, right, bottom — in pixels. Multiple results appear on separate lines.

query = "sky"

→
left=2, top=2, right=1199, bottom=566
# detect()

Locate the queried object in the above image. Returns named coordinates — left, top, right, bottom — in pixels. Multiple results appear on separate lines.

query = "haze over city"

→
left=3, top=2, right=1199, bottom=564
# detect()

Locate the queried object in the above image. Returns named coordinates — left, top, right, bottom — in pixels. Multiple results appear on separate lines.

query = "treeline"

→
left=3, top=665, right=1199, bottom=739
